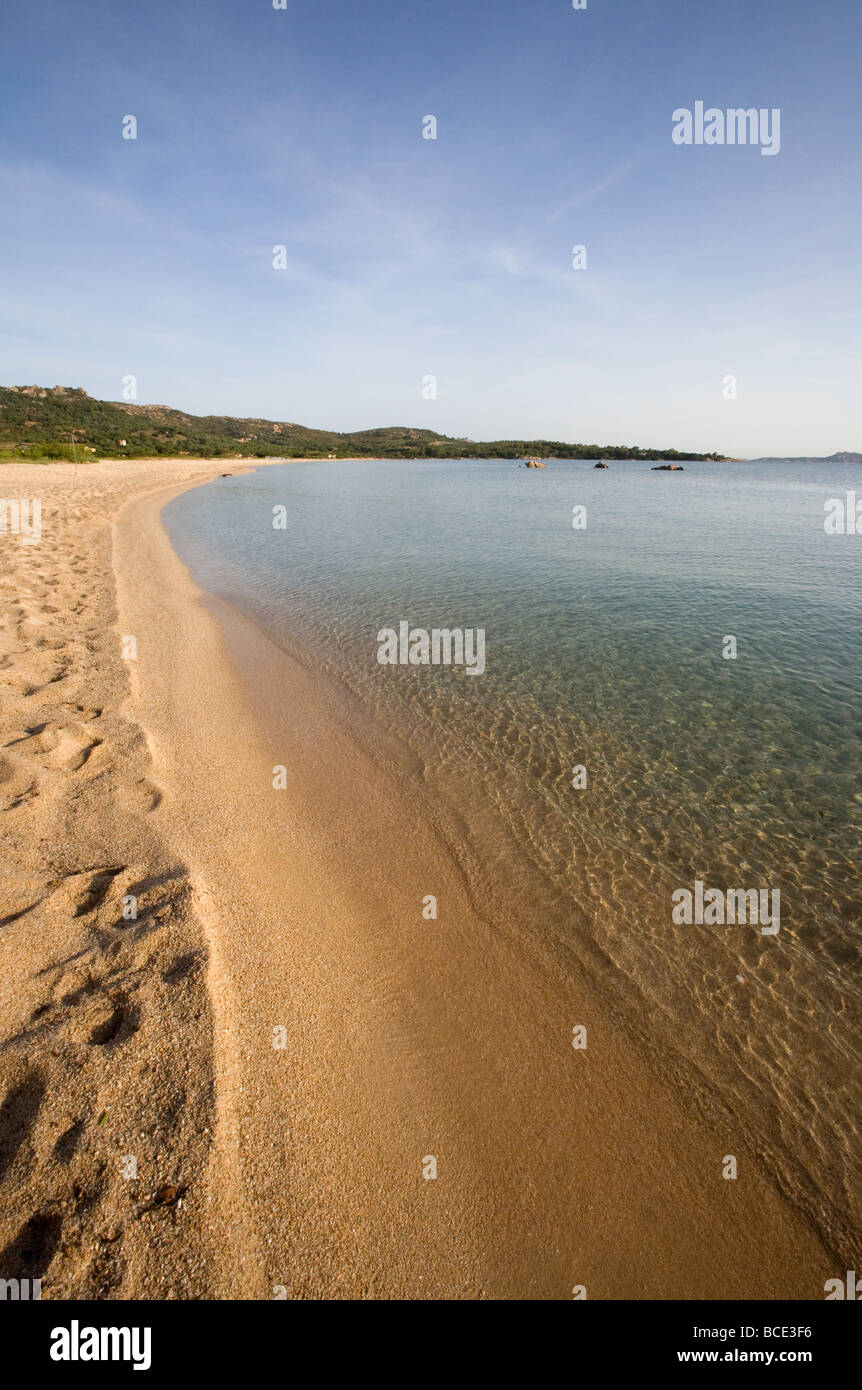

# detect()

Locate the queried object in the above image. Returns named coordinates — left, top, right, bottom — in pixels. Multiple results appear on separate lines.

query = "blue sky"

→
left=1, top=0, right=860, bottom=455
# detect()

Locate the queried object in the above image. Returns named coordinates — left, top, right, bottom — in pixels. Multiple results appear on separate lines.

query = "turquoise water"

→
left=165, top=458, right=861, bottom=1254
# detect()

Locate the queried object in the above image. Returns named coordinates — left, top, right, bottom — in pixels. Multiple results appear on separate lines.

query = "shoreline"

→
left=1, top=458, right=837, bottom=1297
left=122, top=467, right=834, bottom=1297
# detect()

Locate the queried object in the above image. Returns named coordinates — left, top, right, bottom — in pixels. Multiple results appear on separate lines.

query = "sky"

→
left=1, top=0, right=860, bottom=457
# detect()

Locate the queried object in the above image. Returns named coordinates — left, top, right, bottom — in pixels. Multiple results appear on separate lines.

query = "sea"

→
left=164, top=457, right=861, bottom=1256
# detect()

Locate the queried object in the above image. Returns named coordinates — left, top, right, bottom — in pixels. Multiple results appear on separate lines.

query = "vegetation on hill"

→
left=0, top=386, right=727, bottom=462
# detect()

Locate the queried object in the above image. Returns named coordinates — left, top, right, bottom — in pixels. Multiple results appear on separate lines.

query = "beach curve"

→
left=110, top=461, right=835, bottom=1299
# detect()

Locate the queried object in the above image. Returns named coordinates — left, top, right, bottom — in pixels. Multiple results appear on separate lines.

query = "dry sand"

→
left=0, top=458, right=837, bottom=1298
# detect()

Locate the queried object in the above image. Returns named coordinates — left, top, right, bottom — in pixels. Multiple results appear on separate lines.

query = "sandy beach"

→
left=0, top=458, right=838, bottom=1299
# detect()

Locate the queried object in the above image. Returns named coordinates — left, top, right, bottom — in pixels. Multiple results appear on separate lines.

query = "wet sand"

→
left=0, top=458, right=835, bottom=1297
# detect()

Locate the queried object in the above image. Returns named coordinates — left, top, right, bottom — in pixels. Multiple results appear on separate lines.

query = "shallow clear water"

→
left=165, top=458, right=861, bottom=1253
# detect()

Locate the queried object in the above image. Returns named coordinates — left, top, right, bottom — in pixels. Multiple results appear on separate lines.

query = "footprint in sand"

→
left=0, top=1210, right=63, bottom=1280
left=1, top=651, right=69, bottom=696
left=0, top=745, right=41, bottom=813
left=117, top=778, right=162, bottom=813
left=52, top=1118, right=85, bottom=1165
left=162, top=952, right=204, bottom=985
left=0, top=893, right=44, bottom=927
left=0, top=1070, right=46, bottom=1181
left=49, top=866, right=126, bottom=919
left=85, top=993, right=141, bottom=1047
left=38, top=724, right=102, bottom=772
left=46, top=731, right=101, bottom=772
left=0, top=781, right=39, bottom=813
left=2, top=723, right=47, bottom=747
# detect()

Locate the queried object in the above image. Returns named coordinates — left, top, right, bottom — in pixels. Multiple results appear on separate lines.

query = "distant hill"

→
left=746, top=452, right=862, bottom=464
left=0, top=386, right=727, bottom=462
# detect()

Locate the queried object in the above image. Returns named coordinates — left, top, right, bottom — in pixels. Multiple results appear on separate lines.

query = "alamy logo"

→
left=50, top=1321, right=152, bottom=1371
left=672, top=880, right=780, bottom=935
left=824, top=1271, right=862, bottom=1299
left=824, top=492, right=862, bottom=534
left=376, top=621, right=486, bottom=675
left=0, top=497, right=41, bottom=544
left=0, top=1277, right=41, bottom=1300
left=672, top=102, right=781, bottom=156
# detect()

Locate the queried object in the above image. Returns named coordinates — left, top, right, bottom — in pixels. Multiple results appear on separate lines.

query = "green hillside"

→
left=0, top=386, right=726, bottom=462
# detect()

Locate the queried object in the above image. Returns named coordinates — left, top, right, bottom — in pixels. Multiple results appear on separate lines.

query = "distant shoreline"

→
left=0, top=384, right=728, bottom=463
left=5, top=450, right=743, bottom=464
left=8, top=450, right=862, bottom=468
left=744, top=452, right=862, bottom=464
left=2, top=449, right=736, bottom=463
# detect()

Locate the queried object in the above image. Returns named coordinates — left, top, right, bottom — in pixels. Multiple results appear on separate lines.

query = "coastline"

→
left=121, top=467, right=835, bottom=1297
left=1, top=459, right=836, bottom=1298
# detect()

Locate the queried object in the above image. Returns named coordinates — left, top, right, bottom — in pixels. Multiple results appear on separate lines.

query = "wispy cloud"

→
left=544, top=160, right=638, bottom=222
